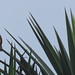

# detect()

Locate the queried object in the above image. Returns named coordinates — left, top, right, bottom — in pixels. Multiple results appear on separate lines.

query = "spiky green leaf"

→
left=8, top=43, right=14, bottom=75
left=65, top=10, right=75, bottom=75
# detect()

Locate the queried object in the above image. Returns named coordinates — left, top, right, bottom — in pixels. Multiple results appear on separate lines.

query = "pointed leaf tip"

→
left=29, top=12, right=32, bottom=16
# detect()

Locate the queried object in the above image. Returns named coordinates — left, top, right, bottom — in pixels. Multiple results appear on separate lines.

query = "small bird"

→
left=0, top=35, right=2, bottom=50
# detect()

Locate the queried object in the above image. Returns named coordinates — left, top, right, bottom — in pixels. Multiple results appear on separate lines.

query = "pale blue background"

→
left=0, top=0, right=75, bottom=74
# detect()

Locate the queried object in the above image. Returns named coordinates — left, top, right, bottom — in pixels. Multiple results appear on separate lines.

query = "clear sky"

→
left=0, top=0, right=75, bottom=74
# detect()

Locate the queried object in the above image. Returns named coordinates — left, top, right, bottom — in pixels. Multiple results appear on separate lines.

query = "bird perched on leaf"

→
left=0, top=35, right=2, bottom=50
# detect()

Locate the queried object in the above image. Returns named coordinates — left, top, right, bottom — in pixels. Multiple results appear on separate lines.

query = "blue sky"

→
left=0, top=0, right=75, bottom=74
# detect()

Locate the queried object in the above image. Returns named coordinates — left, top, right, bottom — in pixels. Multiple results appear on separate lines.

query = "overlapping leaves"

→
left=0, top=10, right=75, bottom=75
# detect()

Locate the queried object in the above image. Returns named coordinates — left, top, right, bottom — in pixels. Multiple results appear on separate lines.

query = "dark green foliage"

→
left=0, top=10, right=75, bottom=75
left=4, top=60, right=7, bottom=75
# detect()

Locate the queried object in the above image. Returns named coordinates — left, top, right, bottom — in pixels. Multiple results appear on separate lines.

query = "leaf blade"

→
left=65, top=10, right=75, bottom=75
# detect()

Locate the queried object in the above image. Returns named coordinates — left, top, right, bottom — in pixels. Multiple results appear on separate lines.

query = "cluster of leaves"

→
left=0, top=45, right=16, bottom=75
left=0, top=10, right=75, bottom=75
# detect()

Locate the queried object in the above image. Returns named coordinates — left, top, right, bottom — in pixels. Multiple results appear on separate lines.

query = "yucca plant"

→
left=0, top=10, right=75, bottom=75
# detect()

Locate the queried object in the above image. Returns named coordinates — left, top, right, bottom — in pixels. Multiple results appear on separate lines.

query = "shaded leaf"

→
left=4, top=60, right=7, bottom=75
left=65, top=10, right=75, bottom=75
left=8, top=43, right=14, bottom=75
left=70, top=10, right=75, bottom=46
left=14, top=44, right=16, bottom=75
left=54, top=27, right=72, bottom=75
